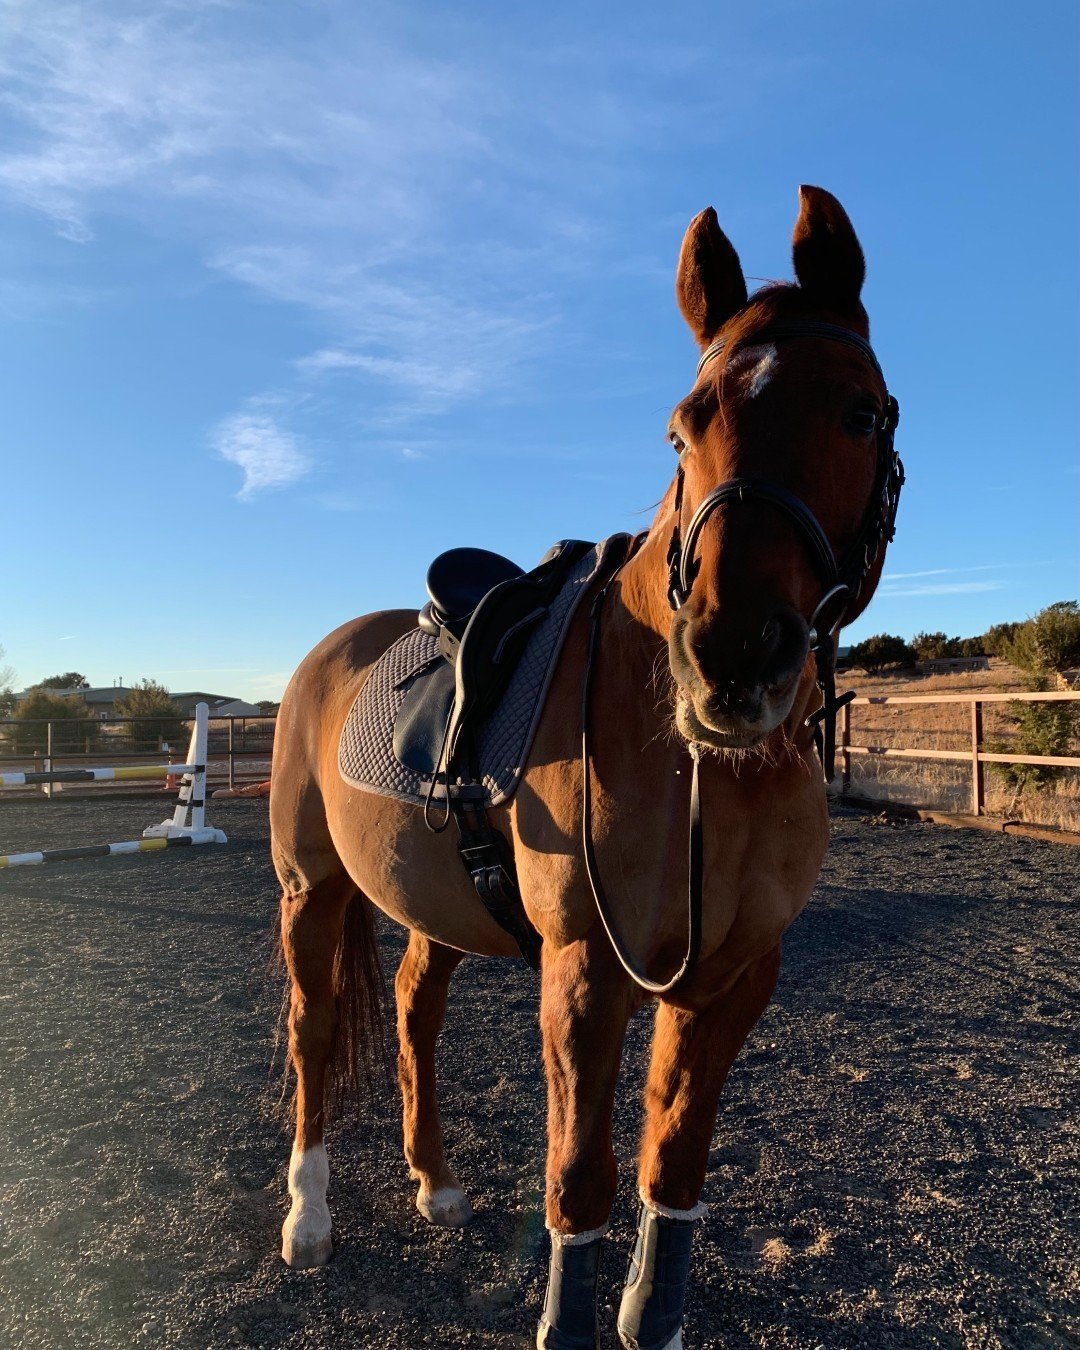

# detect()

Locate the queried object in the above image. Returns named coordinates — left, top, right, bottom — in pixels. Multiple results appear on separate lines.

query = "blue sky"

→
left=1, top=0, right=1076, bottom=701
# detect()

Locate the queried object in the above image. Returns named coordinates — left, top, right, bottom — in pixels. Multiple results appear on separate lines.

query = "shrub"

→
left=911, top=631, right=960, bottom=661
left=38, top=671, right=90, bottom=691
left=1001, top=601, right=1080, bottom=677
left=0, top=644, right=14, bottom=718
left=848, top=633, right=916, bottom=674
left=11, top=691, right=101, bottom=754
left=1030, top=601, right=1080, bottom=673
left=983, top=621, right=1020, bottom=657
left=988, top=676, right=1079, bottom=793
left=115, top=680, right=187, bottom=751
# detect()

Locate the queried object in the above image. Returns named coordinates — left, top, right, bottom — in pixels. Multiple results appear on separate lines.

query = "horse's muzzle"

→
left=669, top=605, right=808, bottom=749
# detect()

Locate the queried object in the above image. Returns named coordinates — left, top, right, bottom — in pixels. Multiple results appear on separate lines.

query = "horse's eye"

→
left=669, top=431, right=686, bottom=455
left=846, top=409, right=879, bottom=437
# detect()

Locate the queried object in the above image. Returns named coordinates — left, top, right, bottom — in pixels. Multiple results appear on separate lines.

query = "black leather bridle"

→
left=581, top=319, right=904, bottom=994
left=665, top=319, right=904, bottom=779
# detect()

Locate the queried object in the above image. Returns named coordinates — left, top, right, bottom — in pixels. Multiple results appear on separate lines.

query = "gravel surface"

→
left=0, top=797, right=1075, bottom=1349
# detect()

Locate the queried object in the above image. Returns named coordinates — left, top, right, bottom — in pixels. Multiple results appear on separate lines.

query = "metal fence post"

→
left=228, top=718, right=235, bottom=792
left=44, top=720, right=54, bottom=800
left=970, top=699, right=985, bottom=816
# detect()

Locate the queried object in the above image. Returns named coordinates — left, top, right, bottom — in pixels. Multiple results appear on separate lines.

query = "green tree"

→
left=115, top=680, right=187, bottom=751
left=11, top=690, right=101, bottom=754
left=0, top=644, right=15, bottom=718
left=1001, top=600, right=1080, bottom=677
left=989, top=676, right=1079, bottom=794
left=848, top=633, right=916, bottom=675
left=911, top=631, right=960, bottom=661
left=983, top=621, right=1020, bottom=657
left=1029, top=601, right=1080, bottom=673
left=37, top=671, right=90, bottom=690
left=256, top=700, right=280, bottom=715
left=987, top=602, right=1080, bottom=800
left=957, top=636, right=986, bottom=658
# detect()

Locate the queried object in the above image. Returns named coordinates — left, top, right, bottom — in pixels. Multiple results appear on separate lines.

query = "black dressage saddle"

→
left=394, top=539, right=593, bottom=780
left=393, top=538, right=594, bottom=968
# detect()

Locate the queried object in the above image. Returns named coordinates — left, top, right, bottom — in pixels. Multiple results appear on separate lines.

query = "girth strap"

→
left=449, top=785, right=542, bottom=969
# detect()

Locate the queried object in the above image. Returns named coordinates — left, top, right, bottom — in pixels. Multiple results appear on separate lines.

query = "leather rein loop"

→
left=582, top=534, right=704, bottom=995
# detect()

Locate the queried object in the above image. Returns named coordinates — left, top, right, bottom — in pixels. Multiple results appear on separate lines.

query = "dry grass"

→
left=838, top=660, right=1080, bottom=833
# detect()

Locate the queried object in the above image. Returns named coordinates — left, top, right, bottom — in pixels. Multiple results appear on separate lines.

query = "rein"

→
left=582, top=320, right=903, bottom=994
left=581, top=534, right=704, bottom=995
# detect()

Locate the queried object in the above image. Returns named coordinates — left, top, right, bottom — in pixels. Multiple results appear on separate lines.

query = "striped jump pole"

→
left=0, top=703, right=227, bottom=869
left=0, top=763, right=201, bottom=788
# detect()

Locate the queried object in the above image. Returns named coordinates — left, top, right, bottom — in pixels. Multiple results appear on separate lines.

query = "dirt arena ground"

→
left=0, top=797, right=1075, bottom=1349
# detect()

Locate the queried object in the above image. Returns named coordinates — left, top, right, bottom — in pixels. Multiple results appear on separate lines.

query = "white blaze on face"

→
left=731, top=343, right=778, bottom=398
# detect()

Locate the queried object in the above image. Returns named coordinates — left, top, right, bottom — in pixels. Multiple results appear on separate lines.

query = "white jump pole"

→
left=0, top=702, right=227, bottom=868
left=143, top=703, right=226, bottom=844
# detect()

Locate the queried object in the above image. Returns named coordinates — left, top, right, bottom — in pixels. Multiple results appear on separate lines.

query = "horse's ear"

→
left=676, top=208, right=748, bottom=346
left=792, top=185, right=865, bottom=310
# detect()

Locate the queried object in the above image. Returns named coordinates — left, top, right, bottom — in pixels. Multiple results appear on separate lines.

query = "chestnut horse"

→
left=270, top=186, right=901, bottom=1349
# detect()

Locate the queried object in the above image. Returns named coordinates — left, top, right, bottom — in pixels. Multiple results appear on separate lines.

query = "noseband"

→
left=664, top=319, right=904, bottom=777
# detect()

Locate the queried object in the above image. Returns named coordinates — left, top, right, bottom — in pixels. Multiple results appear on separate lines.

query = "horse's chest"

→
left=514, top=754, right=827, bottom=967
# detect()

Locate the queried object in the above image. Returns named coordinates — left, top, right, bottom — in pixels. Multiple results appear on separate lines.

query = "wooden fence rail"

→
left=838, top=690, right=1080, bottom=815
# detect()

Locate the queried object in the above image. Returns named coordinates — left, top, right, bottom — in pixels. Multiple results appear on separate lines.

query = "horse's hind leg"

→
left=279, top=871, right=380, bottom=1267
left=395, top=931, right=472, bottom=1226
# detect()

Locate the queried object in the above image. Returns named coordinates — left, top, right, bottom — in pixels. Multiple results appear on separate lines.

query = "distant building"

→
left=916, top=656, right=990, bottom=674
left=13, top=685, right=126, bottom=718
left=13, top=685, right=263, bottom=718
left=170, top=692, right=263, bottom=718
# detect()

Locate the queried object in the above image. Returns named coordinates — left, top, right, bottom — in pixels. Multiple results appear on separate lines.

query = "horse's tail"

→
left=328, top=886, right=387, bottom=1109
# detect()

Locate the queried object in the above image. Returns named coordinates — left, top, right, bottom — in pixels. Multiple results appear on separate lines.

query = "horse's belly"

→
left=324, top=786, right=521, bottom=958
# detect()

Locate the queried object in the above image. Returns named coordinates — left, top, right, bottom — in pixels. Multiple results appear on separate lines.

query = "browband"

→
left=696, top=320, right=884, bottom=380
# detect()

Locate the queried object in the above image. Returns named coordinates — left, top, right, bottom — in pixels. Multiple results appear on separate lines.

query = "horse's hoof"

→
left=416, top=1185, right=473, bottom=1227
left=281, top=1205, right=333, bottom=1267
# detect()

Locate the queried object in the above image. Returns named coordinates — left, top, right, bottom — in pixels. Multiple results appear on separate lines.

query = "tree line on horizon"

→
left=847, top=600, right=1080, bottom=799
left=0, top=667, right=280, bottom=754
left=845, top=600, right=1080, bottom=677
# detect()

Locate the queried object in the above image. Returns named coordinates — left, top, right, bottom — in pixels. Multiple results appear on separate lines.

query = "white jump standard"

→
left=0, top=702, right=227, bottom=868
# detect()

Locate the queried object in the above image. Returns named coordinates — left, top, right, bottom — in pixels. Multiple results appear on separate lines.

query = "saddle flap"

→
left=392, top=659, right=456, bottom=775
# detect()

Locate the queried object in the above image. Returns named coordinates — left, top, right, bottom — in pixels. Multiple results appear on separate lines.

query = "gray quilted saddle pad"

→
left=338, top=537, right=620, bottom=807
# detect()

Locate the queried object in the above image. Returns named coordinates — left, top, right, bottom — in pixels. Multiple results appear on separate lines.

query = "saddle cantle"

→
left=395, top=540, right=592, bottom=779
left=338, top=535, right=631, bottom=968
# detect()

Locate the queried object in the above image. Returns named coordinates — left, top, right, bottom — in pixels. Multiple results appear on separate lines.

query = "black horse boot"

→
left=536, top=1224, right=606, bottom=1349
left=616, top=1197, right=705, bottom=1350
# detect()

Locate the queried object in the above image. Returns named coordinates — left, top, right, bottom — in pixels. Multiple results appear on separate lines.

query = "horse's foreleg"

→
left=538, top=936, right=634, bottom=1350
left=279, top=875, right=355, bottom=1268
left=395, top=931, right=472, bottom=1226
left=618, top=946, right=781, bottom=1350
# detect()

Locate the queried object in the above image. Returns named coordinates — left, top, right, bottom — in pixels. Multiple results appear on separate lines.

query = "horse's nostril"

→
left=760, top=619, right=782, bottom=662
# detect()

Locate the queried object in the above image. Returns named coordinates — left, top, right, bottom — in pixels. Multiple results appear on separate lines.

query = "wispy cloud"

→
left=878, top=580, right=1004, bottom=598
left=400, top=447, right=428, bottom=462
left=210, top=411, right=311, bottom=500
left=0, top=2, right=709, bottom=490
left=882, top=561, right=1055, bottom=581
